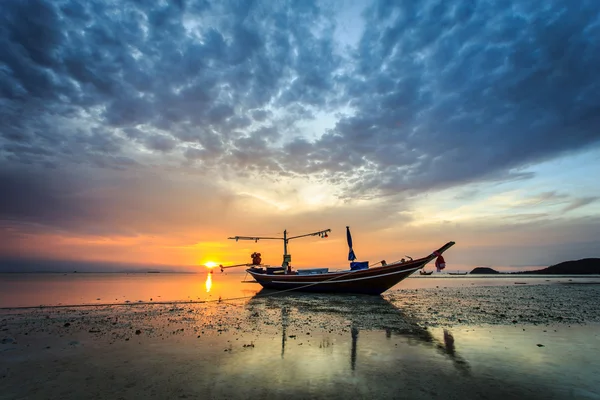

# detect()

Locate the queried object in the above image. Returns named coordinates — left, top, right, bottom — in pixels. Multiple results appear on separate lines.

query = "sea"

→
left=1, top=271, right=599, bottom=308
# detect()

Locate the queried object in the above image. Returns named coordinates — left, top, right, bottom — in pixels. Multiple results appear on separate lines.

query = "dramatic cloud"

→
left=1, top=0, right=600, bottom=268
left=1, top=0, right=344, bottom=164
left=313, top=0, right=600, bottom=194
left=3, top=0, right=600, bottom=188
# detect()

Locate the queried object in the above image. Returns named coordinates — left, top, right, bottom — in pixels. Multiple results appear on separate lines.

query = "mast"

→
left=228, top=228, right=331, bottom=269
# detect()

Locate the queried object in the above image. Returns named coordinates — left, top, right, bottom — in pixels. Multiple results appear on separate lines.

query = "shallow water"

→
left=0, top=272, right=258, bottom=308
left=2, top=272, right=599, bottom=308
left=2, top=273, right=600, bottom=398
left=1, top=289, right=599, bottom=399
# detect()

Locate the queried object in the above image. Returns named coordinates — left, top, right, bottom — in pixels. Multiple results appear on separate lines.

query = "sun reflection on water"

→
left=205, top=273, right=212, bottom=293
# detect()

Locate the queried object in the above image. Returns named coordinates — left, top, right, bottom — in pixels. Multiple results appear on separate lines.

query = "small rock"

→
left=536, top=344, right=544, bottom=347
left=135, top=330, right=141, bottom=335
left=64, top=323, right=71, bottom=327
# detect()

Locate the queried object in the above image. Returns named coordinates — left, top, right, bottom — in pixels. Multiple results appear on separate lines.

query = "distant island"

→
left=468, top=258, right=600, bottom=275
left=469, top=267, right=500, bottom=274
left=512, top=258, right=600, bottom=275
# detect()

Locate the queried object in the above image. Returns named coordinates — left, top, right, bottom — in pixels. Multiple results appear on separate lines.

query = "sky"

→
left=1, top=0, right=600, bottom=272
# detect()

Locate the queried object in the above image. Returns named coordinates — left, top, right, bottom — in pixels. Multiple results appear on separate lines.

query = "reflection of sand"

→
left=1, top=285, right=600, bottom=399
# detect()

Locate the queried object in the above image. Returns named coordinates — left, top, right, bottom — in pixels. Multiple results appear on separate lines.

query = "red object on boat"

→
left=435, top=253, right=446, bottom=272
left=251, top=252, right=262, bottom=265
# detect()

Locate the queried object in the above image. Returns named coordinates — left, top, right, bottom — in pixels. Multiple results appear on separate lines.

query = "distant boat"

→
left=419, top=270, right=433, bottom=276
left=224, top=226, right=455, bottom=295
left=448, top=272, right=467, bottom=276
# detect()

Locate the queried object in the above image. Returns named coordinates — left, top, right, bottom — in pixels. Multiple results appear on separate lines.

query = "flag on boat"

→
left=346, top=226, right=356, bottom=261
left=434, top=251, right=446, bottom=272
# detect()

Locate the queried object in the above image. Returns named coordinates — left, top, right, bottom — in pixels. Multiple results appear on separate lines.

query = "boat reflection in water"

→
left=245, top=290, right=470, bottom=375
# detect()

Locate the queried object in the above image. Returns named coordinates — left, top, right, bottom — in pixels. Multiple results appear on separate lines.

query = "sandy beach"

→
left=2, top=276, right=600, bottom=399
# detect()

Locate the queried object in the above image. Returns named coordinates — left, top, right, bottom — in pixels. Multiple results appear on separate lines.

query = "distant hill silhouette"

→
left=514, top=258, right=600, bottom=274
left=470, top=267, right=500, bottom=274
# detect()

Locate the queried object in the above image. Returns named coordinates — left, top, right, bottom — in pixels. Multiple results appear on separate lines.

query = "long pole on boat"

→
left=228, top=228, right=331, bottom=268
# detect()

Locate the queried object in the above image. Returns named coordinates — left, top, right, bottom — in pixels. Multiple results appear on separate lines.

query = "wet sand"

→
left=2, top=283, right=600, bottom=399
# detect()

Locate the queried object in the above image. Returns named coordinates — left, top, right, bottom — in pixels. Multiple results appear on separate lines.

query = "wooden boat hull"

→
left=247, top=242, right=455, bottom=295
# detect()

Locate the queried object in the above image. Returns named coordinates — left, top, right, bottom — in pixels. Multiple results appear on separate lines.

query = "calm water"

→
left=2, top=273, right=600, bottom=399
left=1, top=272, right=598, bottom=308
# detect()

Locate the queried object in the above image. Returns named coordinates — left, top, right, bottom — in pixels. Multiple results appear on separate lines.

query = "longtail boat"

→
left=222, top=227, right=455, bottom=295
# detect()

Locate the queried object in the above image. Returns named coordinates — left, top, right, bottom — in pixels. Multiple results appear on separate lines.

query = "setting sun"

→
left=205, top=261, right=218, bottom=269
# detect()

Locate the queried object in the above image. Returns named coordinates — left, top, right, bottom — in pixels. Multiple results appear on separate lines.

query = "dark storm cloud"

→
left=335, top=5, right=600, bottom=190
left=1, top=0, right=600, bottom=204
left=293, top=0, right=600, bottom=194
left=0, top=0, right=339, bottom=166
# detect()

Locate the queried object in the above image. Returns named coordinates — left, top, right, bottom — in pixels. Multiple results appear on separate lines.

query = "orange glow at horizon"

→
left=0, top=226, right=469, bottom=271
